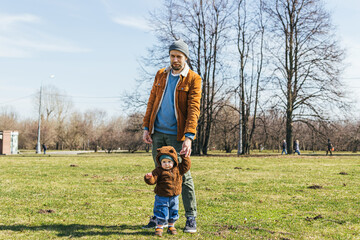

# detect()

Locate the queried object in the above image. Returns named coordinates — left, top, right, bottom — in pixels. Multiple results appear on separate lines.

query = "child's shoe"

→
left=167, top=226, right=177, bottom=235
left=155, top=227, right=163, bottom=237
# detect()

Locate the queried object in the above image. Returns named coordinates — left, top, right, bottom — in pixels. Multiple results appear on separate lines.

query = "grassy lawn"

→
left=0, top=152, right=359, bottom=239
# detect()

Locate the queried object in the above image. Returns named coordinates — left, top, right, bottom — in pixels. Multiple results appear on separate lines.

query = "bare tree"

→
left=0, top=107, right=18, bottom=130
left=17, top=119, right=38, bottom=150
left=65, top=112, right=86, bottom=150
left=119, top=113, right=145, bottom=153
left=234, top=0, right=265, bottom=154
left=256, top=107, right=286, bottom=151
left=210, top=103, right=238, bottom=152
left=34, top=85, right=73, bottom=149
left=100, top=116, right=124, bottom=153
left=264, top=0, right=346, bottom=154
left=83, top=110, right=107, bottom=152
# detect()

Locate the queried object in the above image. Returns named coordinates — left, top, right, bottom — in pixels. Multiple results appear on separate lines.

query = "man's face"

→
left=170, top=50, right=187, bottom=72
left=161, top=158, right=174, bottom=170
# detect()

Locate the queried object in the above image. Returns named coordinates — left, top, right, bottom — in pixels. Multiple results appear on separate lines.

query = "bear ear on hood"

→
left=169, top=149, right=174, bottom=153
left=157, top=148, right=161, bottom=153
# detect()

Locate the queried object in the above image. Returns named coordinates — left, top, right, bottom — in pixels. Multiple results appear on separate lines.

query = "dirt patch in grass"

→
left=306, top=214, right=323, bottom=222
left=214, top=224, right=293, bottom=237
left=339, top=172, right=348, bottom=175
left=308, top=185, right=323, bottom=189
left=305, top=215, right=345, bottom=225
left=38, top=209, right=55, bottom=214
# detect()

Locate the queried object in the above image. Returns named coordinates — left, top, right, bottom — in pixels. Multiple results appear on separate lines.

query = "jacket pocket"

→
left=177, top=85, right=189, bottom=111
left=155, top=82, right=165, bottom=94
left=177, top=85, right=189, bottom=92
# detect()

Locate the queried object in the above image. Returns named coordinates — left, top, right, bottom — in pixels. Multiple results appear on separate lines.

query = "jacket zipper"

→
left=170, top=169, right=175, bottom=192
left=174, top=75, right=182, bottom=122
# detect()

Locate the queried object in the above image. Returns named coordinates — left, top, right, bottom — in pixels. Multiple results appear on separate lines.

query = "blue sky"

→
left=0, top=0, right=359, bottom=119
left=0, top=0, right=162, bottom=118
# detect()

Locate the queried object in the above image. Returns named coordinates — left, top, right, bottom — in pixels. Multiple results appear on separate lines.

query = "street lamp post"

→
left=36, top=75, right=55, bottom=154
left=35, top=83, right=43, bottom=154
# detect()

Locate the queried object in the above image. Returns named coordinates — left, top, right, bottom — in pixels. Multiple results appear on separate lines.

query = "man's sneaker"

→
left=142, top=216, right=157, bottom=229
left=142, top=216, right=168, bottom=229
left=183, top=217, right=197, bottom=233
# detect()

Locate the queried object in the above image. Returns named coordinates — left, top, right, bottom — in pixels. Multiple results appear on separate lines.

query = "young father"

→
left=142, top=39, right=202, bottom=233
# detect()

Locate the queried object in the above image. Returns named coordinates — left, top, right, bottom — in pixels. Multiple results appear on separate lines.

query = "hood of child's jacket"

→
left=155, top=146, right=178, bottom=167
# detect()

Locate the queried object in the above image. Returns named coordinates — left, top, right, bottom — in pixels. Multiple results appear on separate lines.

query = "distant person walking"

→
left=281, top=140, right=287, bottom=155
left=294, top=140, right=300, bottom=155
left=326, top=139, right=333, bottom=156
left=42, top=143, right=47, bottom=155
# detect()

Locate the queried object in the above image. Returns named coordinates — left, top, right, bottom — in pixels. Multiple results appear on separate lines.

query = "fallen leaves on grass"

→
left=308, top=185, right=322, bottom=189
left=70, top=164, right=79, bottom=167
left=339, top=172, right=348, bottom=175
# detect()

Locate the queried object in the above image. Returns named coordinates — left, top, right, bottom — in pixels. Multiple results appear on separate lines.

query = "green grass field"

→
left=0, top=152, right=359, bottom=239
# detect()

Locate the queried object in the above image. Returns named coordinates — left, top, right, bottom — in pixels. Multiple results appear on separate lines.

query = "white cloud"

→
left=0, top=13, right=40, bottom=30
left=0, top=13, right=91, bottom=58
left=112, top=16, right=150, bottom=31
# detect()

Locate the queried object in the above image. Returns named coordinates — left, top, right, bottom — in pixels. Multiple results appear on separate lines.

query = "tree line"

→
left=0, top=105, right=143, bottom=153
left=1, top=101, right=358, bottom=153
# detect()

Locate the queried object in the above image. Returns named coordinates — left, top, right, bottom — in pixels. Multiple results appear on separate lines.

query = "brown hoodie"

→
left=144, top=146, right=191, bottom=197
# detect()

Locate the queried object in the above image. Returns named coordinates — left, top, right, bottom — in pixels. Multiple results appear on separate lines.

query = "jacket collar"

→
left=165, top=62, right=190, bottom=77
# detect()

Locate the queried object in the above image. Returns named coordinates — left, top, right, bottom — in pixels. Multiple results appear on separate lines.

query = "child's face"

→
left=161, top=159, right=174, bottom=170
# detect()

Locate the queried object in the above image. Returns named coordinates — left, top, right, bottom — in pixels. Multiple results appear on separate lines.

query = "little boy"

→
left=144, top=146, right=191, bottom=237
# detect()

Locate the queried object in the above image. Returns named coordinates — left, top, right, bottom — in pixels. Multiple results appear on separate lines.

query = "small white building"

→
left=0, top=130, right=19, bottom=155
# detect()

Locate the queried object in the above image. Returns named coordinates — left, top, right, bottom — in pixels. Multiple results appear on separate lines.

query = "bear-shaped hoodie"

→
left=144, top=146, right=191, bottom=197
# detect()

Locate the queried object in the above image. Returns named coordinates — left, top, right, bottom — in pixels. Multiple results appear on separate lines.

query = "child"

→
left=144, top=146, right=191, bottom=237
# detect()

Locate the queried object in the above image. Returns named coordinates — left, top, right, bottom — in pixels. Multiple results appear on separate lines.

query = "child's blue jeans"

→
left=153, top=195, right=179, bottom=225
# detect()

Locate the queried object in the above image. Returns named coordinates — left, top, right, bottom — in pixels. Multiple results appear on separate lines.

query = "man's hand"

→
left=145, top=173, right=153, bottom=179
left=180, top=137, right=192, bottom=157
left=143, top=130, right=152, bottom=144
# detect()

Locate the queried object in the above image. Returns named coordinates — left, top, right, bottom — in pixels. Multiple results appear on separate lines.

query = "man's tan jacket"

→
left=142, top=64, right=202, bottom=141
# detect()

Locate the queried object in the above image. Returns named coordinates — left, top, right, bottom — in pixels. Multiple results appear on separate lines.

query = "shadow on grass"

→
left=0, top=224, right=153, bottom=237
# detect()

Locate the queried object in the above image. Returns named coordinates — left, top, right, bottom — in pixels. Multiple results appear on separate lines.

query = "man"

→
left=142, top=39, right=201, bottom=233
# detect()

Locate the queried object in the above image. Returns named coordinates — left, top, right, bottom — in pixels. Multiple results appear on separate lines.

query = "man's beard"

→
left=171, top=63, right=183, bottom=71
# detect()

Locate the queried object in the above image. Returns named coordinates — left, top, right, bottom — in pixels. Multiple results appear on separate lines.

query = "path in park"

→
left=47, top=150, right=95, bottom=155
